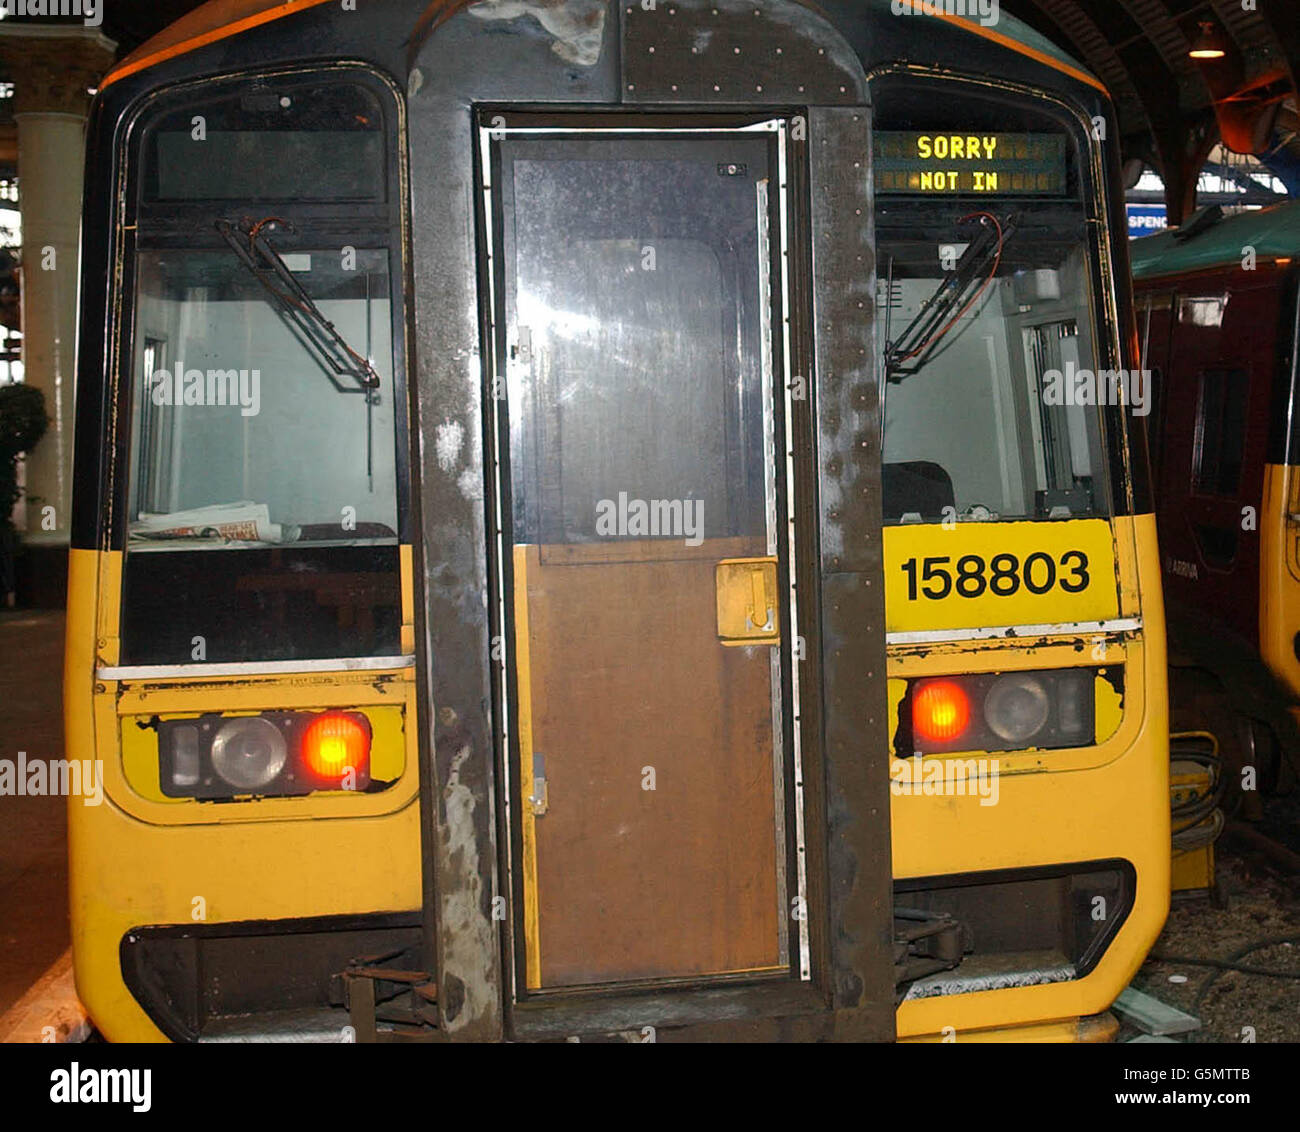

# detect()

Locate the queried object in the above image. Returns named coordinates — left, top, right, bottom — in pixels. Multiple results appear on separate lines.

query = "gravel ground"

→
left=1124, top=805, right=1300, bottom=1044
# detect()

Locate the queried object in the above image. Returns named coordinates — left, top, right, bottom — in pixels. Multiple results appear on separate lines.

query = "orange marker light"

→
left=301, top=712, right=371, bottom=785
left=913, top=681, right=971, bottom=744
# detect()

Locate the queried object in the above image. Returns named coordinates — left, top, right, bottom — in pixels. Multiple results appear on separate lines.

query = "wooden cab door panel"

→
left=516, top=538, right=780, bottom=986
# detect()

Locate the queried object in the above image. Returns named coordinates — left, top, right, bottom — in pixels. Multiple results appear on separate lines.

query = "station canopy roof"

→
left=0, top=0, right=1295, bottom=217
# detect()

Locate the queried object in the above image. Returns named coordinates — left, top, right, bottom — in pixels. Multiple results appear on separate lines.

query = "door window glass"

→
left=1194, top=367, right=1248, bottom=497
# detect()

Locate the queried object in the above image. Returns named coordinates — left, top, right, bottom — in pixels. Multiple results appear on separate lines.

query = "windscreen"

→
left=874, top=83, right=1118, bottom=526
left=119, top=72, right=405, bottom=666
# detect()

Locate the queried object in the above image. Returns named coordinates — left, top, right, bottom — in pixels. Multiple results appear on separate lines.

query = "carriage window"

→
left=504, top=151, right=771, bottom=551
left=1194, top=367, right=1248, bottom=496
left=119, top=72, right=405, bottom=666
left=874, top=86, right=1113, bottom=524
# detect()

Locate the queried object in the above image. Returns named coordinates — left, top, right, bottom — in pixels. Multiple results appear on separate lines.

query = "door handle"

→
left=528, top=752, right=548, bottom=816
left=748, top=570, right=774, bottom=632
left=716, top=557, right=780, bottom=645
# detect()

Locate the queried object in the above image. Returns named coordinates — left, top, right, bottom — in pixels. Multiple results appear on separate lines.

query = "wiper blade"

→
left=216, top=217, right=381, bottom=391
left=884, top=211, right=1014, bottom=382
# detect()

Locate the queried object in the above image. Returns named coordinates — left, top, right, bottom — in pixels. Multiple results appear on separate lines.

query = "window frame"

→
left=111, top=61, right=412, bottom=554
left=108, top=62, right=413, bottom=670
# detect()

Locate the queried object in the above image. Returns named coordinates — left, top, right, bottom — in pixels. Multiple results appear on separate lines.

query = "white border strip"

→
left=479, top=121, right=517, bottom=1001
left=97, top=655, right=415, bottom=681
left=774, top=121, right=812, bottom=983
left=886, top=618, right=1141, bottom=646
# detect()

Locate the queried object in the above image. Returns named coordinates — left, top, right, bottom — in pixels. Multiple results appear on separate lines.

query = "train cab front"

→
left=871, top=73, right=1170, bottom=1040
left=63, top=0, right=1168, bottom=1044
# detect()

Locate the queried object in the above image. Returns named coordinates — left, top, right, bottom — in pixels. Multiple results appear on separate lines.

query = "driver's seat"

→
left=882, top=461, right=955, bottom=523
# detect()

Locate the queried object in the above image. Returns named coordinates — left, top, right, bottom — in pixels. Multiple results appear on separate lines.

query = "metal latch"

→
left=510, top=325, right=532, bottom=368
left=715, top=557, right=780, bottom=645
left=528, top=752, right=548, bottom=816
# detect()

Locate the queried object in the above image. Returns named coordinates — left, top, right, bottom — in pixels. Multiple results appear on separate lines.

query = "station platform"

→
left=0, top=611, right=71, bottom=1021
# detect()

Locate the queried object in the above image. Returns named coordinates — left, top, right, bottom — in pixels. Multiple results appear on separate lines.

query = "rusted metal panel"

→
left=809, top=105, right=896, bottom=1039
left=407, top=0, right=618, bottom=1042
left=404, top=95, right=502, bottom=1037
left=510, top=979, right=827, bottom=1041
left=621, top=0, right=867, bottom=105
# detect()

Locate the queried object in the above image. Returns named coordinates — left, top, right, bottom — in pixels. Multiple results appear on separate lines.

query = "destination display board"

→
left=875, top=132, right=1068, bottom=195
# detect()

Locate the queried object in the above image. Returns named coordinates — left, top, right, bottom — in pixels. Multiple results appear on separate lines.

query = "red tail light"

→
left=301, top=712, right=371, bottom=788
left=913, top=680, right=971, bottom=744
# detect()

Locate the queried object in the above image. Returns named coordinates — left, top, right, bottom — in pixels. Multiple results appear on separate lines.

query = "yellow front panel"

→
left=65, top=549, right=424, bottom=1042
left=1260, top=463, right=1300, bottom=699
left=890, top=514, right=1168, bottom=1040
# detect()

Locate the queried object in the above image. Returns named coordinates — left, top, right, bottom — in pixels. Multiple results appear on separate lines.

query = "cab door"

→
left=485, top=122, right=802, bottom=990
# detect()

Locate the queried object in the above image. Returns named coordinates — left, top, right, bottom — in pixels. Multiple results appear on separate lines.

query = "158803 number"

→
left=899, top=550, right=1090, bottom=601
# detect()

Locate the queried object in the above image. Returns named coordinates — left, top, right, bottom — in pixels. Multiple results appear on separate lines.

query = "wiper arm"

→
left=884, top=211, right=1013, bottom=382
left=216, top=217, right=381, bottom=391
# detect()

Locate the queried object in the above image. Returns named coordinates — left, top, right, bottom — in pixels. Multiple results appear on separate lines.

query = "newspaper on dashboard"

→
left=130, top=502, right=297, bottom=544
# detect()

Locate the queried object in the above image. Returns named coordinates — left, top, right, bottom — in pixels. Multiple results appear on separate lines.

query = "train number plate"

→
left=883, top=519, right=1120, bottom=634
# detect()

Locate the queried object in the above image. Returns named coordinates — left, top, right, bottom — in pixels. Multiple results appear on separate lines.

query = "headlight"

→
left=155, top=710, right=377, bottom=800
left=984, top=675, right=1050, bottom=744
left=210, top=717, right=287, bottom=789
left=905, top=668, right=1106, bottom=755
left=171, top=724, right=202, bottom=788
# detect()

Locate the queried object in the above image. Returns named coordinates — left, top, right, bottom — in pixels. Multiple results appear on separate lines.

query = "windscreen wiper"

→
left=884, top=210, right=1014, bottom=382
left=215, top=217, right=381, bottom=392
